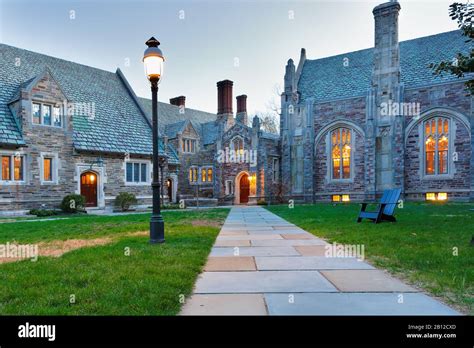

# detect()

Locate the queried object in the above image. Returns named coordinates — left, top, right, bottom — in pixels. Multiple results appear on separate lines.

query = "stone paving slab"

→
left=255, top=256, right=375, bottom=271
left=247, top=229, right=306, bottom=235
left=214, top=239, right=251, bottom=247
left=281, top=233, right=317, bottom=240
left=205, top=257, right=256, bottom=271
left=180, top=294, right=267, bottom=315
left=219, top=230, right=249, bottom=236
left=251, top=239, right=327, bottom=247
left=264, top=293, right=460, bottom=315
left=217, top=234, right=284, bottom=241
left=194, top=271, right=338, bottom=293
left=321, top=270, right=417, bottom=292
left=210, top=246, right=300, bottom=257
left=295, top=245, right=330, bottom=256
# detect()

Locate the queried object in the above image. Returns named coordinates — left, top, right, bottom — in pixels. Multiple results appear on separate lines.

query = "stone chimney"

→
left=169, top=96, right=186, bottom=107
left=216, top=80, right=234, bottom=129
left=372, top=1, right=401, bottom=94
left=236, top=94, right=248, bottom=125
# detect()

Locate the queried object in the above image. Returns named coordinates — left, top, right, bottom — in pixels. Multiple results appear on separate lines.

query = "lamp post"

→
left=143, top=37, right=165, bottom=244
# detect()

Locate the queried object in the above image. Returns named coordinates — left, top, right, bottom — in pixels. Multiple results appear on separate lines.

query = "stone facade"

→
left=281, top=1, right=473, bottom=203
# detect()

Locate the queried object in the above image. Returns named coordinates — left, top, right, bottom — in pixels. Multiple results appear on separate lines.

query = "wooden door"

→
left=80, top=172, right=97, bottom=207
left=167, top=179, right=173, bottom=203
left=240, top=174, right=249, bottom=204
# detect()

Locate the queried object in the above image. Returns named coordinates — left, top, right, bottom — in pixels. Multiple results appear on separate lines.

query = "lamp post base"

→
left=150, top=215, right=165, bottom=244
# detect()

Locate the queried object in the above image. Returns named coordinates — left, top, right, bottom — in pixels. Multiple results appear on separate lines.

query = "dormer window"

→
left=32, top=102, right=62, bottom=128
left=182, top=138, right=196, bottom=153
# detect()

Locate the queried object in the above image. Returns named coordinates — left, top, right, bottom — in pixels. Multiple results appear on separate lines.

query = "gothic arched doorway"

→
left=239, top=174, right=250, bottom=204
left=80, top=171, right=98, bottom=207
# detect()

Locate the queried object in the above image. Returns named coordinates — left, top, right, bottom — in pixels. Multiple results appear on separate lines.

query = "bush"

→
left=257, top=199, right=267, bottom=206
left=162, top=203, right=181, bottom=210
left=60, top=194, right=86, bottom=213
left=29, top=209, right=58, bottom=217
left=115, top=192, right=137, bottom=212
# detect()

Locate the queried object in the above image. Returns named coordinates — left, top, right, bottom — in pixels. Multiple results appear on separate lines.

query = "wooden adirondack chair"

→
left=357, top=188, right=402, bottom=224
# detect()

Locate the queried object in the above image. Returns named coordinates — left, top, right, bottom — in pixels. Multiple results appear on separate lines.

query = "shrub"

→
left=29, top=209, right=58, bottom=217
left=60, top=194, right=86, bottom=213
left=115, top=192, right=137, bottom=212
left=257, top=199, right=267, bottom=206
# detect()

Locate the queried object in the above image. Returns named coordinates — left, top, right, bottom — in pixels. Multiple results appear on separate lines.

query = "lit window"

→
left=43, top=158, right=53, bottom=182
left=342, top=194, right=350, bottom=202
left=2, top=156, right=11, bottom=180
left=437, top=192, right=447, bottom=201
left=424, top=117, right=449, bottom=175
left=126, top=162, right=148, bottom=183
left=1, top=154, right=25, bottom=182
left=207, top=168, right=213, bottom=182
left=332, top=195, right=341, bottom=202
left=189, top=167, right=198, bottom=183
left=331, top=128, right=351, bottom=179
left=201, top=168, right=207, bottom=182
left=426, top=193, right=436, bottom=201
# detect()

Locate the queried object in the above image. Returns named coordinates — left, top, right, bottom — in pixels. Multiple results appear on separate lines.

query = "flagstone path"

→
left=180, top=206, right=460, bottom=315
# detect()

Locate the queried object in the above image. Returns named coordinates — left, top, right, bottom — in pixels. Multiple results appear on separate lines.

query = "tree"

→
left=430, top=2, right=474, bottom=94
left=255, top=84, right=281, bottom=134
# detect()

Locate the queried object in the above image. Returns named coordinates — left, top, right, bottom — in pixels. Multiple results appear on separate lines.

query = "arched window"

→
left=331, top=128, right=351, bottom=179
left=232, top=137, right=244, bottom=155
left=424, top=117, right=449, bottom=175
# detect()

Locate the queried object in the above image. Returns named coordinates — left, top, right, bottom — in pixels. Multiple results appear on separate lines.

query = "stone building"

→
left=281, top=1, right=473, bottom=203
left=1, top=0, right=473, bottom=214
left=0, top=44, right=279, bottom=213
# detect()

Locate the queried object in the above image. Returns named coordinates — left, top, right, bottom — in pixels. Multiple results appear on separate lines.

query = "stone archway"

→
left=235, top=171, right=250, bottom=205
left=80, top=171, right=98, bottom=207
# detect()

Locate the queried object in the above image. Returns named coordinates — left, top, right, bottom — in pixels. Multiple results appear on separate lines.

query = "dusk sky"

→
left=1, top=0, right=459, bottom=115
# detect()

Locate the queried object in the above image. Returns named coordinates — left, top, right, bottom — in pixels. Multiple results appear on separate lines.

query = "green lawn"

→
left=266, top=202, right=474, bottom=314
left=0, top=209, right=229, bottom=315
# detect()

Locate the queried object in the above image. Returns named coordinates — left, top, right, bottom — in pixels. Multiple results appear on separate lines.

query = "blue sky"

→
left=0, top=0, right=459, bottom=115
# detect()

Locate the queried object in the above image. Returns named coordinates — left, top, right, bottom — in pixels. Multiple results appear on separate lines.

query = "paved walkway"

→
left=180, top=206, right=459, bottom=315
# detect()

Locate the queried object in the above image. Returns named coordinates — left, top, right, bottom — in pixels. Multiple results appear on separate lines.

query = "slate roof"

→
left=298, top=30, right=472, bottom=102
left=0, top=44, right=179, bottom=163
left=137, top=97, right=216, bottom=135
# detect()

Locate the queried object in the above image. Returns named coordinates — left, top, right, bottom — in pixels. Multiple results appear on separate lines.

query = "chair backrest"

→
left=380, top=188, right=402, bottom=216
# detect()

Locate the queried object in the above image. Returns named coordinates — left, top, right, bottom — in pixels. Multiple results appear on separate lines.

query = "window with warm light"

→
left=332, top=195, right=341, bottom=202
left=43, top=158, right=53, bottom=182
left=189, top=167, right=198, bottom=183
left=426, top=192, right=436, bottom=201
left=182, top=139, right=196, bottom=153
left=342, top=194, right=350, bottom=202
left=424, top=117, right=449, bottom=175
left=437, top=192, right=447, bottom=201
left=426, top=192, right=448, bottom=201
left=331, top=128, right=351, bottom=180
left=1, top=154, right=25, bottom=183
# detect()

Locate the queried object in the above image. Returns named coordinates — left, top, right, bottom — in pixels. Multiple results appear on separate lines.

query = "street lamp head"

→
left=143, top=37, right=164, bottom=82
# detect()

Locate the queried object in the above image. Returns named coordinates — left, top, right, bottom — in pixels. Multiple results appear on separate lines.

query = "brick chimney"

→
left=236, top=95, right=248, bottom=125
left=216, top=80, right=234, bottom=129
left=169, top=96, right=186, bottom=107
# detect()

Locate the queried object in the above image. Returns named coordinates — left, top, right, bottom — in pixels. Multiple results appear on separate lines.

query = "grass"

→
left=0, top=208, right=229, bottom=315
left=266, top=202, right=474, bottom=314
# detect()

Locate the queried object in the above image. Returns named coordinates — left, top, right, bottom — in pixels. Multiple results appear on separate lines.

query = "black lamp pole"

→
left=145, top=37, right=165, bottom=244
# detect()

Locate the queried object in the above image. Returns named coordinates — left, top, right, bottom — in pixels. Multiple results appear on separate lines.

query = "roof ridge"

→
left=0, top=43, right=117, bottom=76
left=137, top=96, right=216, bottom=116
left=304, top=29, right=462, bottom=62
